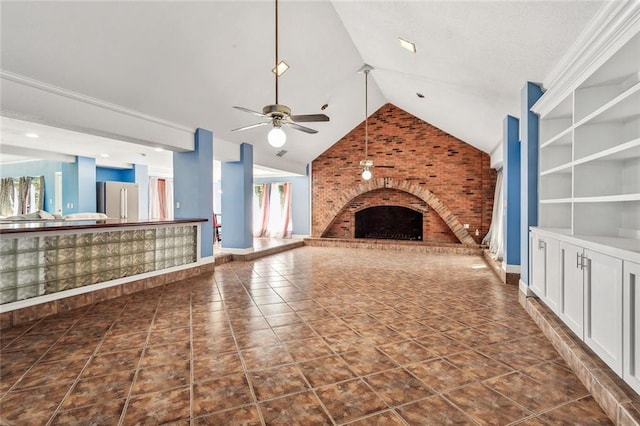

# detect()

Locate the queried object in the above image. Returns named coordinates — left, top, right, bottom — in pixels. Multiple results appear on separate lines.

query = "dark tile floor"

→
left=0, top=247, right=612, bottom=425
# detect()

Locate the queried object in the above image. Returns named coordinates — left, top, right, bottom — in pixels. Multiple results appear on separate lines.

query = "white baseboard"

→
left=519, top=279, right=535, bottom=296
left=218, top=246, right=254, bottom=255
left=505, top=264, right=521, bottom=274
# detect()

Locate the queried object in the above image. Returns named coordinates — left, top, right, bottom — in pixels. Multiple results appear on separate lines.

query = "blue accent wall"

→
left=173, top=128, right=214, bottom=258
left=254, top=174, right=310, bottom=236
left=503, top=115, right=521, bottom=267
left=520, top=82, right=544, bottom=285
left=221, top=143, right=254, bottom=249
left=0, top=160, right=63, bottom=213
left=96, top=167, right=134, bottom=183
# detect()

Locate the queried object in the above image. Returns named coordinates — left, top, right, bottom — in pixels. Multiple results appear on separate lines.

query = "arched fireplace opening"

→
left=355, top=206, right=423, bottom=240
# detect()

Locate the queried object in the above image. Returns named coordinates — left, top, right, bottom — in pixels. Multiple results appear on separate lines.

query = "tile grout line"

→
left=116, top=292, right=161, bottom=426
left=227, top=268, right=267, bottom=426
left=189, top=280, right=194, bottom=426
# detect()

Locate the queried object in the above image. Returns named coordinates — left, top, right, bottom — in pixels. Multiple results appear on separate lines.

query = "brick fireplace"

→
left=311, top=103, right=496, bottom=245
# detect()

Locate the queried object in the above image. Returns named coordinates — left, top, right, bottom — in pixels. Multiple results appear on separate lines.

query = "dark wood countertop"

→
left=0, top=218, right=208, bottom=234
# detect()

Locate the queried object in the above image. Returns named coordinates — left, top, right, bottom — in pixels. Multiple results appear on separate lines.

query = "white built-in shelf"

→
left=540, top=198, right=573, bottom=204
left=573, top=194, right=640, bottom=203
left=540, top=163, right=572, bottom=176
left=574, top=235, right=640, bottom=255
left=574, top=139, right=640, bottom=165
left=541, top=126, right=573, bottom=149
left=537, top=29, right=639, bottom=253
left=543, top=227, right=572, bottom=236
left=575, top=83, right=640, bottom=128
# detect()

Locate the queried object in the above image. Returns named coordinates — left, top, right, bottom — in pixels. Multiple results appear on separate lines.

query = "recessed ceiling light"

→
left=100, top=153, right=109, bottom=158
left=272, top=60, right=289, bottom=76
left=399, top=37, right=416, bottom=53
left=25, top=133, right=39, bottom=138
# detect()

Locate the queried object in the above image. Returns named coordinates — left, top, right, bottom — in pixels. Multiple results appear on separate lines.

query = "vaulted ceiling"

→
left=0, top=1, right=604, bottom=174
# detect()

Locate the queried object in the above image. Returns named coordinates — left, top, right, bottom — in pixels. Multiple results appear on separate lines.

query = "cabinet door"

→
left=560, top=241, right=584, bottom=338
left=545, top=238, right=562, bottom=314
left=530, top=233, right=547, bottom=298
left=584, top=250, right=623, bottom=374
left=623, top=261, right=640, bottom=393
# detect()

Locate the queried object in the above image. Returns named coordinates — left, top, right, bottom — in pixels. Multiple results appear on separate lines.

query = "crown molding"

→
left=532, top=0, right=640, bottom=116
left=0, top=70, right=193, bottom=133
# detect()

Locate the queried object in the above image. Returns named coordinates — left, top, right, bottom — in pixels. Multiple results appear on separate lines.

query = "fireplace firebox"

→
left=355, top=206, right=423, bottom=240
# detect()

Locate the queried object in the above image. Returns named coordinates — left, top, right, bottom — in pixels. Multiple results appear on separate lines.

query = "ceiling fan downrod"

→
left=275, top=0, right=279, bottom=105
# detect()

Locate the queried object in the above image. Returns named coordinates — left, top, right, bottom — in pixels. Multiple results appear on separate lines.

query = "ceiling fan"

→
left=231, top=0, right=329, bottom=148
left=343, top=64, right=394, bottom=180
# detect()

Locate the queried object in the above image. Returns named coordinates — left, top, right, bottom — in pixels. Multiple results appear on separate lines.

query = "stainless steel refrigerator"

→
left=97, top=181, right=139, bottom=219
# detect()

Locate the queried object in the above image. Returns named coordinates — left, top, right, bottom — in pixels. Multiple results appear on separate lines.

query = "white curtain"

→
left=0, top=178, right=16, bottom=217
left=0, top=176, right=44, bottom=216
left=165, top=178, right=174, bottom=220
left=482, top=170, right=504, bottom=261
left=266, top=182, right=292, bottom=238
left=149, top=177, right=161, bottom=219
left=253, top=183, right=270, bottom=237
left=253, top=182, right=292, bottom=238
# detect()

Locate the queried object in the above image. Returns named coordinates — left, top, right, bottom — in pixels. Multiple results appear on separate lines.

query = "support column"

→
left=221, top=143, right=253, bottom=252
left=62, top=155, right=96, bottom=215
left=173, top=128, right=214, bottom=259
left=503, top=115, right=521, bottom=284
left=520, top=82, right=544, bottom=287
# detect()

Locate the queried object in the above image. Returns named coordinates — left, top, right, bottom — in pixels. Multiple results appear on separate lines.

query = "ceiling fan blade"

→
left=290, top=113, right=330, bottom=123
left=230, top=122, right=271, bottom=132
left=286, top=122, right=318, bottom=134
left=233, top=106, right=269, bottom=118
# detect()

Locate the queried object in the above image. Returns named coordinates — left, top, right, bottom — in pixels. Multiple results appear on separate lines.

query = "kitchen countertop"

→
left=0, top=218, right=208, bottom=234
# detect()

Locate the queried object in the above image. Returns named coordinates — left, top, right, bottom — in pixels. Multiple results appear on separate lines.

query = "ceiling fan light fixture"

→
left=272, top=60, right=289, bottom=76
left=268, top=126, right=286, bottom=147
left=399, top=37, right=417, bottom=53
left=362, top=167, right=372, bottom=180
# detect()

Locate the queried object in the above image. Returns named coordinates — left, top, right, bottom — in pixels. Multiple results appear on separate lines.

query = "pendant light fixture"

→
left=361, top=66, right=373, bottom=180
left=230, top=0, right=330, bottom=145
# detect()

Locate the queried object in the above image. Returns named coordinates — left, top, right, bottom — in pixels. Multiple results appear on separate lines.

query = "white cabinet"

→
left=623, top=260, right=640, bottom=393
left=532, top=229, right=626, bottom=376
left=583, top=250, right=623, bottom=375
left=560, top=241, right=586, bottom=338
left=530, top=233, right=561, bottom=314
left=530, top=233, right=546, bottom=297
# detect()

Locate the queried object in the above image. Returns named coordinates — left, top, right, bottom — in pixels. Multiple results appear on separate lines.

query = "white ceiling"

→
left=0, top=0, right=604, bottom=174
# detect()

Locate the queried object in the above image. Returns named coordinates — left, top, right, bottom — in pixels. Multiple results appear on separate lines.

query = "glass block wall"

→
left=0, top=225, right=197, bottom=304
